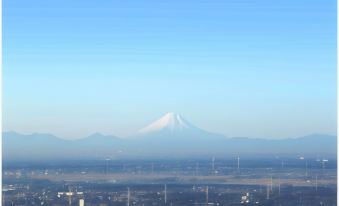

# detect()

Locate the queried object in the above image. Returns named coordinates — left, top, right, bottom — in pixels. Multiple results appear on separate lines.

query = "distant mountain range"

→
left=3, top=113, right=337, bottom=160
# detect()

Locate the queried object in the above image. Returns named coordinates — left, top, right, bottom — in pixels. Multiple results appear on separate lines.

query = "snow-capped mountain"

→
left=138, top=112, right=201, bottom=134
left=2, top=113, right=337, bottom=160
left=133, top=112, right=224, bottom=142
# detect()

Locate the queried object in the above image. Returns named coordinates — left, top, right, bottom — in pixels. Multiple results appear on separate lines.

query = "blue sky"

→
left=3, top=0, right=337, bottom=139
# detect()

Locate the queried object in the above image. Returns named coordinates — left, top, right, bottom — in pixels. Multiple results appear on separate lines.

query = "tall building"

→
left=79, top=199, right=84, bottom=206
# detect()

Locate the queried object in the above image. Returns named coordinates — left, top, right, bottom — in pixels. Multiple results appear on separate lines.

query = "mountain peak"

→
left=138, top=112, right=195, bottom=134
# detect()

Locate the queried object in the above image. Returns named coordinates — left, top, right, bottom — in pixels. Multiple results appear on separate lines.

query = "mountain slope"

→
left=3, top=131, right=68, bottom=160
left=138, top=112, right=200, bottom=134
left=3, top=132, right=336, bottom=160
left=3, top=131, right=124, bottom=160
left=2, top=113, right=337, bottom=160
left=133, top=112, right=226, bottom=142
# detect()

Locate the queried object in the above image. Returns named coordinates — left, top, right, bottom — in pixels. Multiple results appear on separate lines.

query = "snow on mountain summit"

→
left=138, top=112, right=197, bottom=134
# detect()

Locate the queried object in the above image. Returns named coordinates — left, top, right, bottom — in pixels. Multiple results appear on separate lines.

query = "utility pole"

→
left=212, top=157, right=215, bottom=173
left=164, top=184, right=167, bottom=204
left=237, top=156, right=240, bottom=171
left=67, top=187, right=72, bottom=206
left=315, top=175, right=318, bottom=192
left=278, top=177, right=281, bottom=196
left=270, top=176, right=273, bottom=192
left=205, top=186, right=209, bottom=206
left=321, top=161, right=325, bottom=170
left=305, top=161, right=308, bottom=178
left=266, top=184, right=270, bottom=200
left=127, top=187, right=130, bottom=206
left=105, top=159, right=110, bottom=175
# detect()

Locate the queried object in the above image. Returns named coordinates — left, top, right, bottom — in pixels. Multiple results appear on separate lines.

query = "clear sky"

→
left=3, top=0, right=337, bottom=139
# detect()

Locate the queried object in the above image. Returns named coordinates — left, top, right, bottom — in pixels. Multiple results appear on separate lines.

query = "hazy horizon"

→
left=2, top=112, right=337, bottom=140
left=3, top=131, right=336, bottom=141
